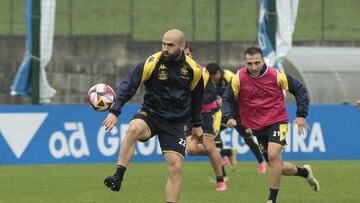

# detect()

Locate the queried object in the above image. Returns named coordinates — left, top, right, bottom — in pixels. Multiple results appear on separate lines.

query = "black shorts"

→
left=214, top=132, right=222, bottom=145
left=253, top=121, right=288, bottom=153
left=185, top=111, right=214, bottom=137
left=132, top=109, right=187, bottom=158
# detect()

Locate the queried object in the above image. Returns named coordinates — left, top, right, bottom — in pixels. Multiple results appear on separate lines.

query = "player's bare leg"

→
left=267, top=142, right=283, bottom=202
left=282, top=162, right=320, bottom=192
left=202, top=135, right=227, bottom=191
left=282, top=161, right=298, bottom=175
left=104, top=119, right=151, bottom=192
left=164, top=152, right=183, bottom=203
left=117, top=119, right=151, bottom=166
left=202, top=136, right=222, bottom=177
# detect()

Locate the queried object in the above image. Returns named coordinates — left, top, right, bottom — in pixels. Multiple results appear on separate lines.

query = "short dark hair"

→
left=244, top=46, right=263, bottom=57
left=206, top=63, right=221, bottom=75
left=184, top=43, right=192, bottom=52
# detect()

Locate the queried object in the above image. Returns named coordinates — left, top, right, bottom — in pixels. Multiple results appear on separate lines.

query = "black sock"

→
left=296, top=166, right=309, bottom=178
left=115, top=165, right=126, bottom=178
left=263, top=152, right=269, bottom=163
left=221, top=166, right=227, bottom=177
left=268, top=188, right=279, bottom=203
left=216, top=176, right=224, bottom=183
left=244, top=137, right=264, bottom=163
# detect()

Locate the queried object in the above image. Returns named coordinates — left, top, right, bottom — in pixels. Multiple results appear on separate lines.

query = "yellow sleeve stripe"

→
left=141, top=52, right=162, bottom=83
left=232, top=71, right=240, bottom=96
left=186, top=55, right=202, bottom=91
left=202, top=68, right=210, bottom=89
left=277, top=71, right=289, bottom=90
left=223, top=69, right=234, bottom=82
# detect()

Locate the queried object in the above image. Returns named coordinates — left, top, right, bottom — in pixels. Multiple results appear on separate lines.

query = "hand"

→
left=191, top=126, right=203, bottom=141
left=226, top=118, right=237, bottom=128
left=356, top=100, right=360, bottom=110
left=216, top=96, right=222, bottom=107
left=293, top=117, right=309, bottom=135
left=103, top=113, right=118, bottom=131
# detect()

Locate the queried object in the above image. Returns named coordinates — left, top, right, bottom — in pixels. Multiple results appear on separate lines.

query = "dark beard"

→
left=162, top=50, right=182, bottom=61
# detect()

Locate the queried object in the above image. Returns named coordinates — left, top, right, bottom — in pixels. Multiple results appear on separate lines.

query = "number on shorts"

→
left=273, top=130, right=280, bottom=137
left=179, top=138, right=186, bottom=147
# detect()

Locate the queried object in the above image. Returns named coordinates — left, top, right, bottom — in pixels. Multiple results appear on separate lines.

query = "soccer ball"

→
left=87, top=83, right=116, bottom=111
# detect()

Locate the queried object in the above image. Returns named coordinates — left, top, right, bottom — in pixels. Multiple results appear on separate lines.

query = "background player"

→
left=183, top=45, right=227, bottom=191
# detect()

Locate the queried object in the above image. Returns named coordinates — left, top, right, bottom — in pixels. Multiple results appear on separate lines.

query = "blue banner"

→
left=258, top=0, right=275, bottom=61
left=1, top=104, right=359, bottom=165
left=10, top=0, right=33, bottom=96
left=258, top=0, right=299, bottom=70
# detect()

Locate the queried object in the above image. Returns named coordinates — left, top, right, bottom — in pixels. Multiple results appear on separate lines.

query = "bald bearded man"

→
left=103, top=29, right=204, bottom=203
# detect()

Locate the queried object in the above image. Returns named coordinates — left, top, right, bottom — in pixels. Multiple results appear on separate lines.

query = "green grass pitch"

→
left=1, top=160, right=359, bottom=203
